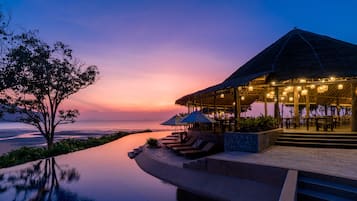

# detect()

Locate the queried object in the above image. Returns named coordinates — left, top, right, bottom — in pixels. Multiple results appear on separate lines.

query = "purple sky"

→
left=2, top=0, right=357, bottom=120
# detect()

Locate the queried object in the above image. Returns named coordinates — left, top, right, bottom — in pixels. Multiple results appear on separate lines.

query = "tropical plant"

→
left=239, top=116, right=278, bottom=132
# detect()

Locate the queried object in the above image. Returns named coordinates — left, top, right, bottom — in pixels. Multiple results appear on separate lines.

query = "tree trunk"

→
left=47, top=138, right=54, bottom=150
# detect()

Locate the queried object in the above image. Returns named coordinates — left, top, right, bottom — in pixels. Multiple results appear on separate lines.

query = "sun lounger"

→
left=161, top=135, right=191, bottom=145
left=179, top=142, right=215, bottom=159
left=171, top=139, right=205, bottom=152
left=166, top=136, right=197, bottom=148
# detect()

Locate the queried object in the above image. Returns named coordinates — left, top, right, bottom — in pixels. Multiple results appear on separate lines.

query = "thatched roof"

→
left=176, top=28, right=357, bottom=105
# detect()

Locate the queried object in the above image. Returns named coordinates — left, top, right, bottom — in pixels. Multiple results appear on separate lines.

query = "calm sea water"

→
left=0, top=120, right=168, bottom=132
left=0, top=120, right=173, bottom=155
left=0, top=131, right=215, bottom=201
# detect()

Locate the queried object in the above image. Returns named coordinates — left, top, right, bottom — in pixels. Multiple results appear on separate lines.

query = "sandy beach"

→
left=0, top=130, right=115, bottom=156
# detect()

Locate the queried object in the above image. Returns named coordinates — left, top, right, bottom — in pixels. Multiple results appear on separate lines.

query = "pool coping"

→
left=135, top=147, right=285, bottom=201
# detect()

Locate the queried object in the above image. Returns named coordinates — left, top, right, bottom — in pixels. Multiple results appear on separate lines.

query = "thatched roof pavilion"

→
left=176, top=28, right=357, bottom=131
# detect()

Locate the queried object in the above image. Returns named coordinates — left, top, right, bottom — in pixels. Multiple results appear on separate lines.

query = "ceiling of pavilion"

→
left=176, top=28, right=357, bottom=107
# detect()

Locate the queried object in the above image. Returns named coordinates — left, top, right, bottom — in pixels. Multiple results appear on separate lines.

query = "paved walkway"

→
left=210, top=145, right=357, bottom=180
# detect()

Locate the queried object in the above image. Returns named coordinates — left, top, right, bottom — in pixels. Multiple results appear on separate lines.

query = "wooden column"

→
left=200, top=95, right=203, bottom=111
left=352, top=83, right=357, bottom=132
left=264, top=87, right=268, bottom=117
left=214, top=92, right=217, bottom=118
left=234, top=87, right=241, bottom=131
left=274, top=87, right=280, bottom=123
left=294, top=86, right=299, bottom=127
left=306, top=90, right=310, bottom=118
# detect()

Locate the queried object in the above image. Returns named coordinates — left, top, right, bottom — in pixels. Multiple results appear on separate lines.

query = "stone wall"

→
left=224, top=128, right=282, bottom=152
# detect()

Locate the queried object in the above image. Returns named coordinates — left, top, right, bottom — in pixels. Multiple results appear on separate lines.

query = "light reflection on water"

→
left=0, top=131, right=178, bottom=201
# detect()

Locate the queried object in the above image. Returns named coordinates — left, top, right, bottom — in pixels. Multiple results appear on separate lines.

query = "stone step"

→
left=275, top=141, right=357, bottom=149
left=280, top=134, right=357, bottom=138
left=277, top=137, right=357, bottom=144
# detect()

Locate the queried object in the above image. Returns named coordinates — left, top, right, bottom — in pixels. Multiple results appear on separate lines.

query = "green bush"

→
left=146, top=138, right=158, bottom=148
left=0, top=130, right=151, bottom=169
left=239, top=116, right=278, bottom=132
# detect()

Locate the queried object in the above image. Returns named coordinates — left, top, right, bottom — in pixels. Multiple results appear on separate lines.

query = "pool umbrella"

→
left=181, top=111, right=215, bottom=124
left=161, top=115, right=185, bottom=126
left=161, top=115, right=187, bottom=132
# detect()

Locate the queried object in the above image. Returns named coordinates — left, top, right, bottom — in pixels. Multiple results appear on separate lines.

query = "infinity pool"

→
left=0, top=131, right=184, bottom=201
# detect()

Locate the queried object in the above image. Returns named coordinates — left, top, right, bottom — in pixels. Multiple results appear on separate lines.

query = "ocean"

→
left=0, top=120, right=173, bottom=155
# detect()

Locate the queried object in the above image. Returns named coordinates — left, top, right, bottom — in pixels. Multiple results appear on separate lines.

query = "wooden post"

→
left=294, top=86, right=299, bottom=127
left=200, top=95, right=203, bottom=111
left=274, top=87, right=280, bottom=124
left=234, top=87, right=241, bottom=131
left=352, top=83, right=357, bottom=132
left=306, top=90, right=310, bottom=118
left=264, top=87, right=268, bottom=117
left=324, top=105, right=328, bottom=116
left=214, top=92, right=217, bottom=118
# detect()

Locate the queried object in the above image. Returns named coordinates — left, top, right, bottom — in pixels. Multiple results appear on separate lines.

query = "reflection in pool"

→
left=0, top=131, right=179, bottom=201
left=0, top=157, right=91, bottom=201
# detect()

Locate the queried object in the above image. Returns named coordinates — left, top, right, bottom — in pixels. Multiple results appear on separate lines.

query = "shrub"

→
left=146, top=138, right=158, bottom=148
left=239, top=116, right=278, bottom=132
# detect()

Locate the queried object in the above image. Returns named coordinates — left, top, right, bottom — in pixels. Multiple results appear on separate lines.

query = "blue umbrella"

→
left=161, top=115, right=186, bottom=126
left=181, top=111, right=215, bottom=124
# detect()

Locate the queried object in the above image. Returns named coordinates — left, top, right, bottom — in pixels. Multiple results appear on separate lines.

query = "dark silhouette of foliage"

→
left=0, top=32, right=99, bottom=149
left=0, top=157, right=94, bottom=201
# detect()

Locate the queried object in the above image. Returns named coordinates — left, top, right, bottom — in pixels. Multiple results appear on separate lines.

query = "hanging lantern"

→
left=330, top=76, right=336, bottom=81
left=248, top=86, right=253, bottom=91
left=317, top=85, right=328, bottom=93
left=280, top=96, right=285, bottom=101
left=296, top=86, right=302, bottom=91
left=289, top=97, right=293, bottom=102
left=271, top=81, right=276, bottom=86
left=301, top=89, right=308, bottom=96
left=338, top=84, right=343, bottom=90
left=220, top=93, right=224, bottom=98
left=310, top=84, right=316, bottom=89
left=282, top=91, right=287, bottom=96
left=232, top=102, right=236, bottom=106
left=241, top=96, right=245, bottom=101
left=285, top=86, right=293, bottom=92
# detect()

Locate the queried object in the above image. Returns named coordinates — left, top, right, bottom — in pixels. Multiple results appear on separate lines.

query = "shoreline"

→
left=0, top=129, right=154, bottom=169
left=0, top=128, right=168, bottom=156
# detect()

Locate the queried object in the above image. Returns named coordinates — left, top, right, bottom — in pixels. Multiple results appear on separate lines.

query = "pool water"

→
left=0, top=131, right=179, bottom=201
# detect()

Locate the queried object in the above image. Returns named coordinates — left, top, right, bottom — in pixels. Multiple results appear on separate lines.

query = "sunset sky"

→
left=2, top=0, right=357, bottom=120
